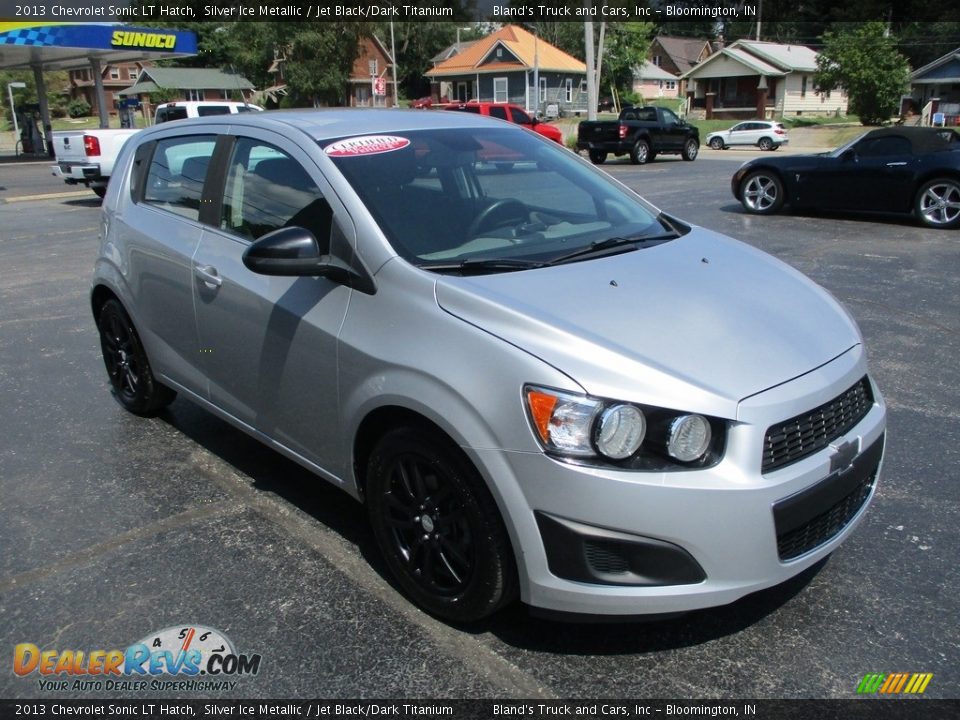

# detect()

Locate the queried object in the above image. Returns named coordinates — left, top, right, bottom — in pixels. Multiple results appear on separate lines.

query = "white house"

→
left=682, top=40, right=848, bottom=119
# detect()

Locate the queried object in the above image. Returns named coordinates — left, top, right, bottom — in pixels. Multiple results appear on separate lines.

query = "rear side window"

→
left=155, top=107, right=188, bottom=124
left=488, top=106, right=508, bottom=121
left=220, top=138, right=331, bottom=246
left=449, top=105, right=481, bottom=114
left=142, top=135, right=217, bottom=221
left=197, top=105, right=232, bottom=117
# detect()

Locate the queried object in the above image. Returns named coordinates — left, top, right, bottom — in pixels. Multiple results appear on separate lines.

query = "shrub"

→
left=67, top=98, right=91, bottom=118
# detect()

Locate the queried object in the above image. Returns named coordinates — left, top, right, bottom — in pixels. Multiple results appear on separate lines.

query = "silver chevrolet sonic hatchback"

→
left=94, top=110, right=886, bottom=622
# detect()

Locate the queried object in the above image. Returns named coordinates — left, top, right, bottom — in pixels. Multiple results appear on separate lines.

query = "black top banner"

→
left=0, top=0, right=957, bottom=23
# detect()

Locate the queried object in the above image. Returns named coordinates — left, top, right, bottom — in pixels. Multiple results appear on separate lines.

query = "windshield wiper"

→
left=547, top=232, right=677, bottom=266
left=419, top=257, right=549, bottom=275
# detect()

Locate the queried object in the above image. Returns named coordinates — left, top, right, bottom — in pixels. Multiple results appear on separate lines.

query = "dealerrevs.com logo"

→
left=13, top=625, right=262, bottom=692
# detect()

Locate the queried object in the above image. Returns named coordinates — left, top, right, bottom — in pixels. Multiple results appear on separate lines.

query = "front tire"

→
left=97, top=299, right=176, bottom=415
left=708, top=137, right=724, bottom=150
left=740, top=170, right=785, bottom=214
left=588, top=149, right=607, bottom=165
left=92, top=186, right=107, bottom=199
left=366, top=427, right=516, bottom=623
left=630, top=139, right=650, bottom=165
left=915, top=178, right=960, bottom=229
left=681, top=138, right=699, bottom=161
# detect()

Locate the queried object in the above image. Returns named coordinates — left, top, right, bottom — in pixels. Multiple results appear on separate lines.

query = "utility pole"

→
left=585, top=16, right=597, bottom=121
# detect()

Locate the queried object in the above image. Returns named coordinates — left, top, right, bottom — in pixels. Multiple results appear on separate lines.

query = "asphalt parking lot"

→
left=0, top=154, right=957, bottom=700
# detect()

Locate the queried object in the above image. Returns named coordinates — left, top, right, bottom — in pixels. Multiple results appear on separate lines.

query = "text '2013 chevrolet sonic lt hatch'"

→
left=93, top=109, right=886, bottom=623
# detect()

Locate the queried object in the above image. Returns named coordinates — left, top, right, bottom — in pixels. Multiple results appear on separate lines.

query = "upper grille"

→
left=763, top=376, right=873, bottom=473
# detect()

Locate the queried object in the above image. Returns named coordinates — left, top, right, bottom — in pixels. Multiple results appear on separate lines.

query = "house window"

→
left=665, top=80, right=676, bottom=91
left=653, top=55, right=661, bottom=67
left=801, top=75, right=807, bottom=98
left=565, top=78, right=573, bottom=103
left=368, top=59, right=378, bottom=77
left=494, top=77, right=508, bottom=103
left=109, top=67, right=120, bottom=80
left=356, top=85, right=370, bottom=107
left=456, top=82, right=468, bottom=102
left=127, top=68, right=137, bottom=80
left=539, top=77, right=547, bottom=103
left=187, top=89, right=205, bottom=102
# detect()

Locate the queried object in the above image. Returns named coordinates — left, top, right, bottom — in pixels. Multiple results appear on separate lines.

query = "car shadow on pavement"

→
left=63, top=197, right=103, bottom=208
left=477, top=558, right=827, bottom=654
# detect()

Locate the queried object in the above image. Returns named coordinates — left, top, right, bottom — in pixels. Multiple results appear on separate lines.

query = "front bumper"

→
left=469, top=346, right=886, bottom=616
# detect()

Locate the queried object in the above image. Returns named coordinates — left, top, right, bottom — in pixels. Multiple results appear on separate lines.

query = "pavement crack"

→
left=0, top=501, right=239, bottom=594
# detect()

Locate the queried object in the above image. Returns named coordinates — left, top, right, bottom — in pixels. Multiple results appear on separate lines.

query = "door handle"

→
left=885, top=162, right=907, bottom=166
left=194, top=265, right=222, bottom=288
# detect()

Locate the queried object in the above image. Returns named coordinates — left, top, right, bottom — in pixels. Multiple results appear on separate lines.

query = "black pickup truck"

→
left=577, top=106, right=700, bottom=165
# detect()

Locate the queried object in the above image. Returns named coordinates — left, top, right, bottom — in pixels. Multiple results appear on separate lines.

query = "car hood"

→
left=434, top=229, right=860, bottom=417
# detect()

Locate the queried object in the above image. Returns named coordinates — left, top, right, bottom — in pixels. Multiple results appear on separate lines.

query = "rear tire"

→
left=681, top=138, right=699, bottom=161
left=758, top=137, right=774, bottom=151
left=366, top=427, right=517, bottom=623
left=630, top=139, right=650, bottom=165
left=588, top=150, right=607, bottom=165
left=97, top=299, right=176, bottom=416
left=915, top=178, right=960, bottom=229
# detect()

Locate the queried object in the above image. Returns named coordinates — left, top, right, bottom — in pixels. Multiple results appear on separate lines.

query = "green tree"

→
left=601, top=22, right=655, bottom=94
left=815, top=22, right=909, bottom=126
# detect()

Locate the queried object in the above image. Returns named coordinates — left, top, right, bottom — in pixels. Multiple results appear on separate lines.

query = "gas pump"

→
left=18, top=104, right=44, bottom=155
left=118, top=98, right=140, bottom=129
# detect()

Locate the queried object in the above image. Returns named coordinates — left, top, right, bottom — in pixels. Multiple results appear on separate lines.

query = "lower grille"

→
left=774, top=434, right=883, bottom=561
left=763, top=376, right=874, bottom=473
left=777, top=472, right=875, bottom=560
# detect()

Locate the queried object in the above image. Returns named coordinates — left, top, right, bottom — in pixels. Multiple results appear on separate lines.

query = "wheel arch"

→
left=912, top=168, right=960, bottom=202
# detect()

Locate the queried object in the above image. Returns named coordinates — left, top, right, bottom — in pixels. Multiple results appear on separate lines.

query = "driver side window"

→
left=221, top=138, right=332, bottom=248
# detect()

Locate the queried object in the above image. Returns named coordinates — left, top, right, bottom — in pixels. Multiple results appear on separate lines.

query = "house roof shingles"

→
left=119, top=67, right=253, bottom=96
left=426, top=25, right=585, bottom=77
left=651, top=36, right=711, bottom=74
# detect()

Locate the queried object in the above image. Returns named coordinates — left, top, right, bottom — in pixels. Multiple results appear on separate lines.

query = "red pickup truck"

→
left=444, top=102, right=564, bottom=144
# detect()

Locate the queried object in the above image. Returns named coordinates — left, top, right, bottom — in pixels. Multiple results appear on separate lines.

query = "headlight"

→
left=596, top=404, right=646, bottom=459
left=524, top=385, right=724, bottom=470
left=666, top=414, right=712, bottom=462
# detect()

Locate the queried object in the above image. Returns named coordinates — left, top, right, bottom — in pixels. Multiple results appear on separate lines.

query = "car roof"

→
left=863, top=126, right=960, bottom=152
left=138, top=108, right=503, bottom=142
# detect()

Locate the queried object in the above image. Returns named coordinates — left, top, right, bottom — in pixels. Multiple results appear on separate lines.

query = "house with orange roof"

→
left=425, top=25, right=588, bottom=116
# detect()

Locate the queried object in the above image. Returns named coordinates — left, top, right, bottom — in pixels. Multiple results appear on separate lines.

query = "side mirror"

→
left=242, top=226, right=374, bottom=293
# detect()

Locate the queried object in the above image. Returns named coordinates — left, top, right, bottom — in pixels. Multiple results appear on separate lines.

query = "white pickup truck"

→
left=50, top=128, right=139, bottom=198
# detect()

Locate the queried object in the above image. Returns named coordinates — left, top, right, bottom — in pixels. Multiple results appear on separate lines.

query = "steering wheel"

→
left=466, top=199, right=529, bottom=237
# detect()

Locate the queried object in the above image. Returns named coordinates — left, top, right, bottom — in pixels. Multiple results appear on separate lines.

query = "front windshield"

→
left=829, top=131, right=871, bottom=158
left=324, top=128, right=668, bottom=269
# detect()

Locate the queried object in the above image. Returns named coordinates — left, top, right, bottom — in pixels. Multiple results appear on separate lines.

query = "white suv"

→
left=706, top=120, right=789, bottom=151
left=154, top=101, right=263, bottom=124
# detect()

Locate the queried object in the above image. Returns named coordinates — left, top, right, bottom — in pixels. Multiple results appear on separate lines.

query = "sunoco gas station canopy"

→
left=0, top=22, right=198, bottom=70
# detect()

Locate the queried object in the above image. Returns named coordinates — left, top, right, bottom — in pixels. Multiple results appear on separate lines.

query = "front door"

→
left=192, top=132, right=353, bottom=472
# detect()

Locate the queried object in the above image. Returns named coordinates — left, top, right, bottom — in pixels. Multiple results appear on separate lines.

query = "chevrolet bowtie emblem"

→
left=829, top=438, right=860, bottom=474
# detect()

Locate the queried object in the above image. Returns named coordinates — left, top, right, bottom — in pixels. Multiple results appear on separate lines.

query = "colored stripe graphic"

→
left=857, top=673, right=933, bottom=694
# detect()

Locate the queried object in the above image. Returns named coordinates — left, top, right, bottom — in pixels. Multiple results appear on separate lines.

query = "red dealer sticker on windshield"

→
left=324, top=135, right=410, bottom=157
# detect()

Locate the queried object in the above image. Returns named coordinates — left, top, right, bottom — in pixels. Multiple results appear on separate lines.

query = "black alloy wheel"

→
left=98, top=299, right=176, bottom=415
left=366, top=427, right=516, bottom=623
